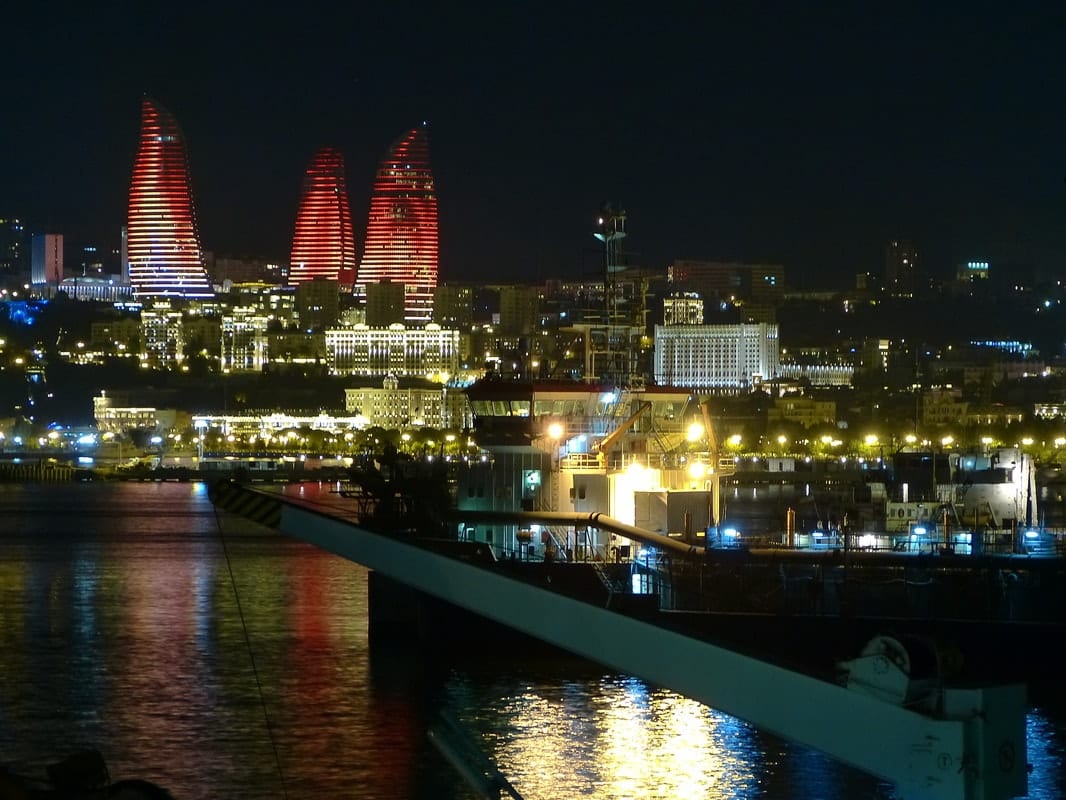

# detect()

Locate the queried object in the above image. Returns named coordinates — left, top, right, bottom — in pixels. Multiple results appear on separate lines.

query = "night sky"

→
left=4, top=3, right=1065, bottom=287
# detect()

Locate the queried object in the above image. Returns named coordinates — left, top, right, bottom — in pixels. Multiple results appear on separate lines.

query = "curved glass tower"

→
left=357, top=125, right=438, bottom=324
left=289, top=146, right=357, bottom=289
left=126, top=97, right=213, bottom=299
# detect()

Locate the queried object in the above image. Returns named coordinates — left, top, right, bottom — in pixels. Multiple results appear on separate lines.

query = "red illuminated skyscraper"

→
left=357, top=125, right=438, bottom=324
left=289, top=147, right=357, bottom=289
left=126, top=97, right=213, bottom=299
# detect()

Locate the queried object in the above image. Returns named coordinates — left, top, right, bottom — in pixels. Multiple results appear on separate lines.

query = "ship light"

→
left=1024, top=530, right=1039, bottom=540
left=722, top=527, right=739, bottom=539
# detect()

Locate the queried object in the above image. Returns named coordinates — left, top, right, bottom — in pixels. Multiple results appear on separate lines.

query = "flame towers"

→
left=357, top=125, right=439, bottom=324
left=126, top=97, right=213, bottom=299
left=289, top=147, right=357, bottom=288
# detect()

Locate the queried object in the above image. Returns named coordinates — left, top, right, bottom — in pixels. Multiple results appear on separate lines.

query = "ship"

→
left=352, top=376, right=1064, bottom=686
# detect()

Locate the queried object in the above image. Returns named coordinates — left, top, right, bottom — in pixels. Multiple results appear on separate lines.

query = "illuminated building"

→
left=126, top=97, right=214, bottom=299
left=324, top=323, right=458, bottom=378
left=343, top=376, right=467, bottom=430
left=357, top=125, right=439, bottom=324
left=289, top=147, right=357, bottom=289
left=432, top=284, right=474, bottom=330
left=30, top=233, right=63, bottom=285
left=653, top=322, right=780, bottom=391
left=221, top=307, right=269, bottom=373
left=663, top=293, right=704, bottom=325
left=140, top=304, right=185, bottom=368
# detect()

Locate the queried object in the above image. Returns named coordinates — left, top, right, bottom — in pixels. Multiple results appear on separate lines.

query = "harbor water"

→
left=0, top=482, right=1063, bottom=799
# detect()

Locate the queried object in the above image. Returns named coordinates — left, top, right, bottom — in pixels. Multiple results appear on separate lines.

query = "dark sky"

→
left=3, top=2, right=1065, bottom=288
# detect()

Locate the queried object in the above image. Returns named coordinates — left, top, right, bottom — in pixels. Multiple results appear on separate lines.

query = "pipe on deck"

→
left=444, top=509, right=702, bottom=560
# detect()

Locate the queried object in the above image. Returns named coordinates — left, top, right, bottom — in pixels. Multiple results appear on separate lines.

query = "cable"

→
left=212, top=505, right=289, bottom=800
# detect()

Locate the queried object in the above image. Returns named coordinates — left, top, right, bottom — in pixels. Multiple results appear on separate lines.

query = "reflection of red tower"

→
left=357, top=125, right=438, bottom=324
left=126, top=97, right=213, bottom=298
left=289, top=147, right=357, bottom=289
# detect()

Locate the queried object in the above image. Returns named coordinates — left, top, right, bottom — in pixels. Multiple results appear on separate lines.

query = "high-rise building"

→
left=0, top=217, right=27, bottom=277
left=30, top=233, right=63, bottom=285
left=126, top=97, right=214, bottom=299
left=365, top=280, right=405, bottom=327
left=289, top=147, right=357, bottom=289
left=295, top=277, right=341, bottom=331
left=433, top=284, right=474, bottom=331
left=357, top=125, right=439, bottom=325
left=884, top=240, right=919, bottom=296
left=653, top=322, right=780, bottom=391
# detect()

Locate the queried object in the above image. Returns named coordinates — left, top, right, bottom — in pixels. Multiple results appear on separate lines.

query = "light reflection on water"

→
left=0, top=482, right=1062, bottom=799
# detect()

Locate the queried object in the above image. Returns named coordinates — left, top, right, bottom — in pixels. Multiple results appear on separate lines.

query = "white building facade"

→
left=325, top=323, right=459, bottom=378
left=653, top=323, right=780, bottom=391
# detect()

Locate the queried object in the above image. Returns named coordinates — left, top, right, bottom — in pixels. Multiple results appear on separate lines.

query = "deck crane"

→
left=594, top=400, right=652, bottom=467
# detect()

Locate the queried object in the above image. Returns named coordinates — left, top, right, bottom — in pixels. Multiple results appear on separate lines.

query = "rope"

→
left=212, top=504, right=289, bottom=800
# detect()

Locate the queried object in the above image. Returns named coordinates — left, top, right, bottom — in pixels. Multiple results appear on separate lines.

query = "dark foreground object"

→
left=0, top=750, right=174, bottom=799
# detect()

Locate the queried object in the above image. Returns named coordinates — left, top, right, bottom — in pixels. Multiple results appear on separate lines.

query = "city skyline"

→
left=2, top=4, right=1065, bottom=288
